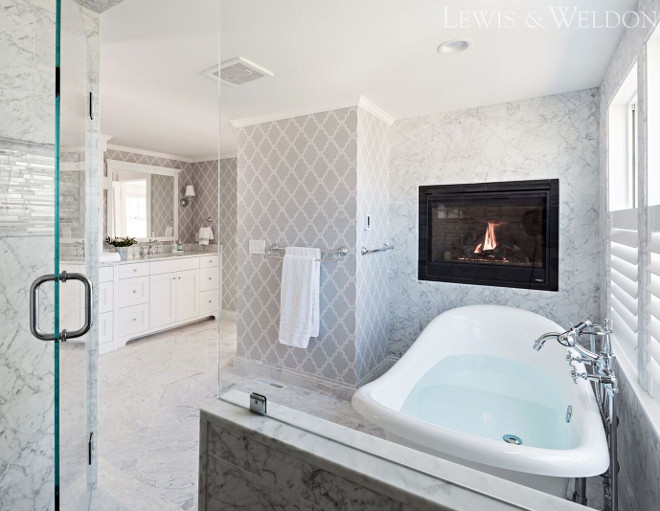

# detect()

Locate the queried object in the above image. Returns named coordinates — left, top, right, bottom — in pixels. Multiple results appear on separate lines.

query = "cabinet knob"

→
left=133, top=269, right=137, bottom=272
left=208, top=300, right=212, bottom=303
left=208, top=277, right=212, bottom=280
left=132, top=318, right=136, bottom=322
left=178, top=277, right=181, bottom=280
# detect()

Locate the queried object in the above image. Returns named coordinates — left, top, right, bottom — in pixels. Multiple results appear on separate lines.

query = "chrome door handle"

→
left=30, top=274, right=58, bottom=341
left=30, top=271, right=93, bottom=342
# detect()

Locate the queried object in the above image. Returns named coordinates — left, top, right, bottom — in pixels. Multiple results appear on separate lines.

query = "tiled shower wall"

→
left=236, top=108, right=359, bottom=386
left=0, top=0, right=57, bottom=508
left=387, top=89, right=602, bottom=357
left=355, top=109, right=391, bottom=385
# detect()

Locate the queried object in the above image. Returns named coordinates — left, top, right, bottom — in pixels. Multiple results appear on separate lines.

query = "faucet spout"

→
left=533, top=332, right=561, bottom=351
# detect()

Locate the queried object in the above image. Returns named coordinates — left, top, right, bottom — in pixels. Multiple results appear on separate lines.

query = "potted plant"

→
left=105, top=236, right=138, bottom=261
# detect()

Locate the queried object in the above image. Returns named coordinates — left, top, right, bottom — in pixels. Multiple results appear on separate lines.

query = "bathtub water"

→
left=352, top=305, right=609, bottom=497
left=400, top=355, right=570, bottom=451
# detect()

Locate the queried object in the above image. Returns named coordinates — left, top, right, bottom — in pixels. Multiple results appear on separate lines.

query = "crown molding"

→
left=357, top=96, right=395, bottom=126
left=230, top=101, right=357, bottom=128
left=230, top=96, right=395, bottom=128
left=106, top=143, right=195, bottom=163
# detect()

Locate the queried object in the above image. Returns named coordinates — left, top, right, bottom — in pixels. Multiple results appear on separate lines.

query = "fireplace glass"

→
left=419, top=180, right=559, bottom=290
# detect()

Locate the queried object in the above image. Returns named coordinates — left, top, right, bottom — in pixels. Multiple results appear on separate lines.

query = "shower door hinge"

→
left=89, top=92, right=93, bottom=120
left=88, top=432, right=94, bottom=465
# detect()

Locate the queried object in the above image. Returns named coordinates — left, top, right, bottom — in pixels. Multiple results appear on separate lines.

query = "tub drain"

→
left=503, top=434, right=522, bottom=445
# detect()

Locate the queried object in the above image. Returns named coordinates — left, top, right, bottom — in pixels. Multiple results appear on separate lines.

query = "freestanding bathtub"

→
left=352, top=305, right=609, bottom=496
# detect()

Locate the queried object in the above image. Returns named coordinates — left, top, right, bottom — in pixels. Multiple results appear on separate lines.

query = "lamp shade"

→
left=185, top=185, right=196, bottom=197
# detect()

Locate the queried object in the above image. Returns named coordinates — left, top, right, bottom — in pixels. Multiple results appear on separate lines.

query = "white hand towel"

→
left=278, top=247, right=321, bottom=348
left=198, top=226, right=214, bottom=245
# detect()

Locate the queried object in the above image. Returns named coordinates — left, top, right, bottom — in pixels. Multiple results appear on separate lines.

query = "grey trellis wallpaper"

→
left=219, top=158, right=237, bottom=312
left=388, top=88, right=601, bottom=357
left=236, top=108, right=359, bottom=386
left=150, top=173, right=174, bottom=237
left=355, top=108, right=391, bottom=385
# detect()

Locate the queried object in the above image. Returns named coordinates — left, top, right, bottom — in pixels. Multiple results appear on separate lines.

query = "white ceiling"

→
left=101, top=0, right=636, bottom=160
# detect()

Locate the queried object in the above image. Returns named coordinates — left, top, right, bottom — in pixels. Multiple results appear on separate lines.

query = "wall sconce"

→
left=179, top=185, right=195, bottom=207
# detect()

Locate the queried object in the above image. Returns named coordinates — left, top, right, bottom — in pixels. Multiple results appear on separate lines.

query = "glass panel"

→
left=0, top=0, right=57, bottom=508
left=58, top=0, right=99, bottom=507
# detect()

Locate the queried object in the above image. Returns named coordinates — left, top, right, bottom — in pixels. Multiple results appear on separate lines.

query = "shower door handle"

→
left=30, top=271, right=94, bottom=342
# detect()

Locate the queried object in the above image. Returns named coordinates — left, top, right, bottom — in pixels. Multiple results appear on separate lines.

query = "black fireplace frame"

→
left=418, top=179, right=559, bottom=291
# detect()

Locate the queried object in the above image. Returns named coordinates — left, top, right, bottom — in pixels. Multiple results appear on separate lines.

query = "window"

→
left=608, top=64, right=639, bottom=378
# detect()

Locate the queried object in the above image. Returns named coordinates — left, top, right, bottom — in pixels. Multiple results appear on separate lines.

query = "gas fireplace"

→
left=418, top=179, right=559, bottom=291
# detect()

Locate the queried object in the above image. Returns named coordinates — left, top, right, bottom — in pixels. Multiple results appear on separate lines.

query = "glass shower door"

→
left=0, top=0, right=96, bottom=509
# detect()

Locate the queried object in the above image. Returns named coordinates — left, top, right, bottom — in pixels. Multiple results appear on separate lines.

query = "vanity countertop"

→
left=101, top=248, right=220, bottom=266
left=62, top=246, right=220, bottom=266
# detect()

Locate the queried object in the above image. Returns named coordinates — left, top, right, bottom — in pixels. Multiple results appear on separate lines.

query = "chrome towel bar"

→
left=361, top=244, right=394, bottom=256
left=265, top=244, right=349, bottom=263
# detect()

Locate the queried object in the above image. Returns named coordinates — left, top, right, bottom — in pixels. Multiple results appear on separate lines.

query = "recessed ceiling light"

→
left=437, top=39, right=472, bottom=54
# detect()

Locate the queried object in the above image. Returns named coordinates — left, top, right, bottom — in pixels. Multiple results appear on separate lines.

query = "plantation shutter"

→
left=610, top=208, right=639, bottom=366
left=646, top=206, right=660, bottom=390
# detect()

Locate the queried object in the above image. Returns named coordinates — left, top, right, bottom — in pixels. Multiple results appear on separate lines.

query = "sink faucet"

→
left=72, top=240, right=84, bottom=258
left=147, top=239, right=159, bottom=255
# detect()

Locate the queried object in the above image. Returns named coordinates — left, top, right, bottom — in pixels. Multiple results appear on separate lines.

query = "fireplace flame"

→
left=474, top=221, right=505, bottom=254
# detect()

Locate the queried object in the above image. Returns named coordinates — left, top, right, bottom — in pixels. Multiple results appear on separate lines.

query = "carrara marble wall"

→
left=0, top=0, right=57, bottom=508
left=388, top=88, right=602, bottom=357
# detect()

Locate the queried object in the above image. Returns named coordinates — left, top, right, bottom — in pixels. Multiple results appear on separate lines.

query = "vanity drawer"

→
left=118, top=263, right=149, bottom=280
left=117, top=304, right=149, bottom=337
left=200, top=289, right=217, bottom=316
left=150, top=257, right=199, bottom=275
left=118, top=277, right=149, bottom=308
left=99, top=266, right=114, bottom=282
left=199, top=255, right=218, bottom=268
left=199, top=267, right=218, bottom=291
left=98, top=281, right=114, bottom=314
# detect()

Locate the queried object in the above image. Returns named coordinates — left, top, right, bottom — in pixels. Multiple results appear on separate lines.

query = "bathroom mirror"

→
left=106, top=159, right=178, bottom=240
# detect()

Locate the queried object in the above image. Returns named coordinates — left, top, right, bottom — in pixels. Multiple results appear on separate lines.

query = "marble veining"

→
left=388, top=88, right=602, bottom=357
left=199, top=398, right=588, bottom=511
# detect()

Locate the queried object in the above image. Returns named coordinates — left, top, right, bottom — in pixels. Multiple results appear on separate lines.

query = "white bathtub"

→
left=352, top=305, right=609, bottom=496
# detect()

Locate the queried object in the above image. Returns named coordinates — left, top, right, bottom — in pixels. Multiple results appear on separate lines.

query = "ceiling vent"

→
left=203, top=57, right=273, bottom=86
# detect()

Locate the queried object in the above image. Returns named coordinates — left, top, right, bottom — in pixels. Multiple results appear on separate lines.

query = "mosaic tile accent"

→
left=236, top=108, right=358, bottom=386
left=355, top=109, right=391, bottom=385
left=388, top=89, right=602, bottom=357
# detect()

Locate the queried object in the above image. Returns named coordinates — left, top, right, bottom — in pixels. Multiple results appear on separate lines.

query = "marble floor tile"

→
left=58, top=317, right=375, bottom=510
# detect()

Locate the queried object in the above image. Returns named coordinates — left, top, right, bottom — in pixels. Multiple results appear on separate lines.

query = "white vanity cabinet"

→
left=61, top=252, right=219, bottom=353
left=111, top=252, right=219, bottom=351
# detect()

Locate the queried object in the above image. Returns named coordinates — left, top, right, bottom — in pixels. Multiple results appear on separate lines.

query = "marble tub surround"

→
left=388, top=88, right=601, bottom=357
left=200, top=396, right=588, bottom=511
